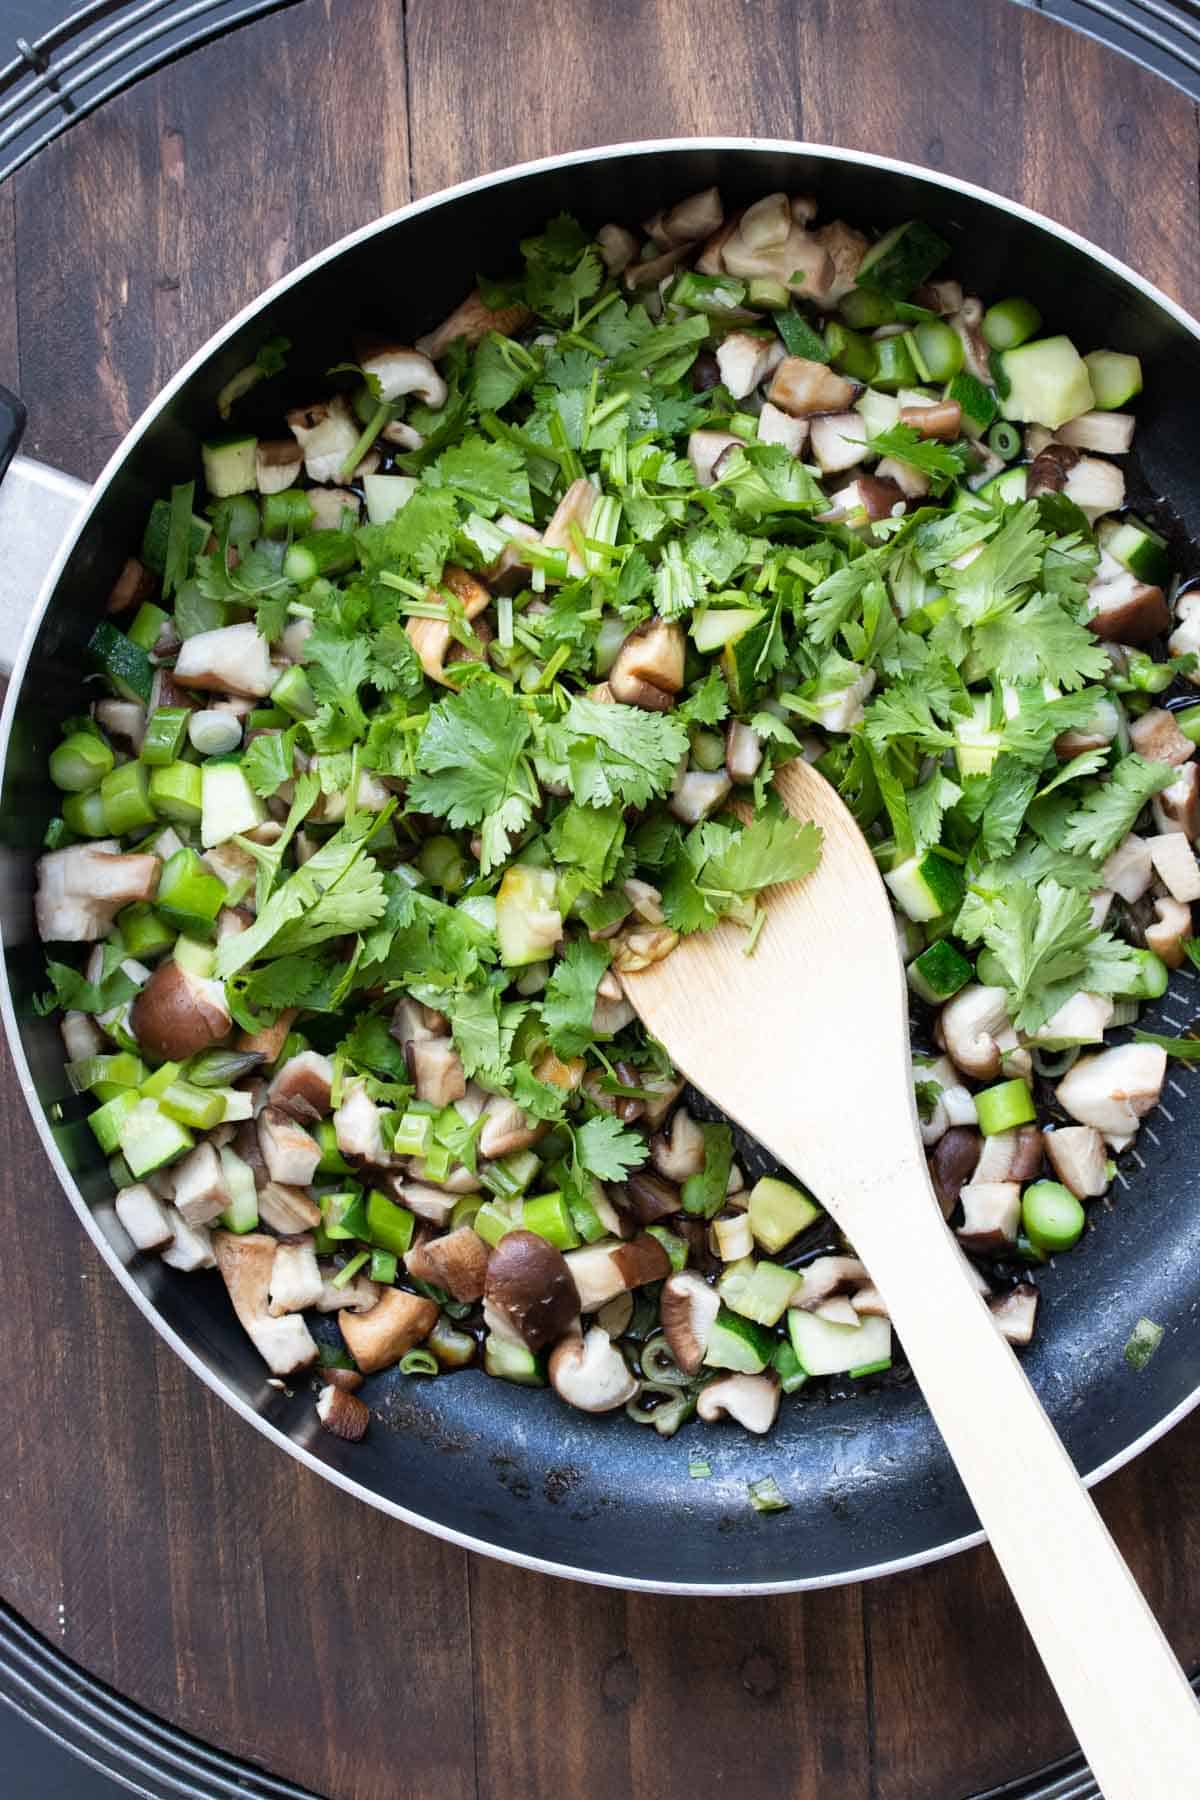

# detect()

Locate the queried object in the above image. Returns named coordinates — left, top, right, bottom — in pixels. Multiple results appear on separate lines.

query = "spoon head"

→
left=621, top=759, right=925, bottom=1234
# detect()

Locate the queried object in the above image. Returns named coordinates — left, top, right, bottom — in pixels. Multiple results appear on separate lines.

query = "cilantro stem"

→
left=378, top=570, right=429, bottom=601
left=340, top=399, right=391, bottom=482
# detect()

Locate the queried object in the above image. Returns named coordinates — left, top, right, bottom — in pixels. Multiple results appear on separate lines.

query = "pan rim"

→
left=4, top=134, right=1200, bottom=1596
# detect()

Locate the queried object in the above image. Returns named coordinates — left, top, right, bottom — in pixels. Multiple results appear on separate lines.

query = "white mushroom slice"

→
left=1169, top=591, right=1200, bottom=678
left=809, top=411, right=869, bottom=475
left=659, top=1269, right=721, bottom=1374
left=939, top=986, right=1015, bottom=1081
left=1101, top=833, right=1154, bottom=903
left=542, top=478, right=600, bottom=577
left=596, top=223, right=638, bottom=273
left=562, top=1241, right=629, bottom=1313
left=1086, top=551, right=1169, bottom=644
left=989, top=1283, right=1040, bottom=1347
left=1032, top=991, right=1114, bottom=1046
left=650, top=1108, right=706, bottom=1183
left=257, top=1181, right=322, bottom=1234
left=94, top=699, right=146, bottom=749
left=1055, top=1043, right=1167, bottom=1136
left=1146, top=895, right=1193, bottom=967
left=721, top=216, right=833, bottom=301
left=286, top=394, right=360, bottom=484
left=1062, top=455, right=1125, bottom=523
left=268, top=1238, right=324, bottom=1316
left=257, top=1107, right=321, bottom=1186
left=549, top=1328, right=638, bottom=1413
left=213, top=1231, right=318, bottom=1376
left=416, top=290, right=532, bottom=360
left=358, top=342, right=447, bottom=408
left=478, top=1093, right=542, bottom=1160
left=1129, top=708, right=1195, bottom=768
left=949, top=298, right=990, bottom=381
left=669, top=768, right=732, bottom=824
left=255, top=438, right=303, bottom=494
left=410, top=1038, right=467, bottom=1108
left=610, top=619, right=685, bottom=707
left=814, top=1295, right=861, bottom=1327
left=736, top=192, right=791, bottom=252
left=715, top=332, right=785, bottom=400
left=956, top=1182, right=1022, bottom=1251
left=767, top=356, right=858, bottom=417
left=688, top=429, right=742, bottom=487
left=267, top=1050, right=334, bottom=1120
left=114, top=1183, right=175, bottom=1252
left=1044, top=1126, right=1109, bottom=1199
left=61, top=1010, right=105, bottom=1061
left=36, top=842, right=161, bottom=943
left=591, top=973, right=636, bottom=1036
left=696, top=1371, right=781, bottom=1434
left=623, top=878, right=665, bottom=924
left=1152, top=764, right=1200, bottom=841
left=812, top=664, right=875, bottom=734
left=174, top=621, right=275, bottom=697
left=314, top=1271, right=380, bottom=1314
left=725, top=721, right=763, bottom=785
left=172, top=1142, right=232, bottom=1228
left=757, top=402, right=809, bottom=456
left=1149, top=833, right=1200, bottom=903
left=974, top=1126, right=1043, bottom=1185
left=810, top=220, right=870, bottom=305
left=160, top=1210, right=216, bottom=1272
left=334, top=1081, right=388, bottom=1165
left=1057, top=411, right=1136, bottom=455
left=850, top=1285, right=889, bottom=1319
left=876, top=455, right=930, bottom=500
left=308, top=486, right=360, bottom=531
left=790, top=1255, right=869, bottom=1310
left=395, top=1182, right=457, bottom=1227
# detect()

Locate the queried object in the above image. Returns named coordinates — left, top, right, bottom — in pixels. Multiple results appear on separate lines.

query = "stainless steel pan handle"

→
left=0, top=386, right=88, bottom=676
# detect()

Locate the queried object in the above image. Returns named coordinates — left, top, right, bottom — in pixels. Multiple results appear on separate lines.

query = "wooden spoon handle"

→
left=865, top=1171, right=1200, bottom=1797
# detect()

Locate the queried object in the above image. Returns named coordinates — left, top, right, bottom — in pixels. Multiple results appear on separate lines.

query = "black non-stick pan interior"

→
left=4, top=143, right=1200, bottom=1590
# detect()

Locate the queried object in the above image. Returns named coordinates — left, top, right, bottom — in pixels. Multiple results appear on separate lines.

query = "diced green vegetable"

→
left=747, top=1175, right=820, bottom=1254
left=1084, top=349, right=1142, bottom=411
left=1022, top=1180, right=1085, bottom=1253
left=907, top=940, right=973, bottom=1004
left=856, top=221, right=950, bottom=299
left=702, top=1307, right=776, bottom=1374
left=975, top=1078, right=1037, bottom=1136
left=884, top=850, right=964, bottom=923
left=202, top=434, right=257, bottom=498
left=717, top=1257, right=801, bottom=1325
left=788, top=1310, right=892, bottom=1378
left=997, top=336, right=1094, bottom=429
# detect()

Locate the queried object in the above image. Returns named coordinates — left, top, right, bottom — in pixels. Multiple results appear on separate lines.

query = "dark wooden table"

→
left=2, top=3, right=1199, bottom=1794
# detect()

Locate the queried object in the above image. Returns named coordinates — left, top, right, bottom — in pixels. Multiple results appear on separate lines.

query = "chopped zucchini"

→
left=884, top=850, right=965, bottom=923
left=1083, top=349, right=1142, bottom=411
left=788, top=1309, right=893, bottom=1377
left=907, top=940, right=973, bottom=1004
left=87, top=622, right=152, bottom=706
left=201, top=434, right=257, bottom=498
left=997, top=335, right=1094, bottom=429
left=1097, top=515, right=1169, bottom=588
left=691, top=606, right=766, bottom=655
left=718, top=1257, right=801, bottom=1326
left=496, top=865, right=561, bottom=967
left=748, top=1176, right=821, bottom=1254
left=855, top=221, right=950, bottom=299
left=702, top=1306, right=776, bottom=1375
left=200, top=761, right=265, bottom=850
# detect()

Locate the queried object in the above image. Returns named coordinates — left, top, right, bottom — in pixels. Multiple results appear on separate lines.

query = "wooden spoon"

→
left=621, top=757, right=1200, bottom=1797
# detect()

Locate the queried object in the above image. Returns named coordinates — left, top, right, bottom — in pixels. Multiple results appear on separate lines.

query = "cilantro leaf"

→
left=408, top=683, right=536, bottom=873
left=573, top=1113, right=649, bottom=1183
left=542, top=697, right=689, bottom=810
left=701, top=813, right=823, bottom=899
left=429, top=435, right=532, bottom=521
left=242, top=727, right=294, bottom=798
left=1061, top=756, right=1176, bottom=861
left=36, top=957, right=137, bottom=1017
left=355, top=486, right=460, bottom=584
left=866, top=424, right=971, bottom=492
left=941, top=502, right=1046, bottom=625
left=542, top=937, right=610, bottom=1056
left=216, top=810, right=389, bottom=977
left=1131, top=1030, right=1200, bottom=1062
left=338, top=1014, right=410, bottom=1081
left=909, top=771, right=962, bottom=853
left=956, top=876, right=1143, bottom=1031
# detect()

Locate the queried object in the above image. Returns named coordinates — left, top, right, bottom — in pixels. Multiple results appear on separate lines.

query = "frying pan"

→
left=3, top=139, right=1200, bottom=1597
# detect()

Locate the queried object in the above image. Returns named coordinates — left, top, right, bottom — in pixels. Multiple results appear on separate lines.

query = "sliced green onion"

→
left=986, top=419, right=1022, bottom=461
left=331, top=1248, right=371, bottom=1289
left=1022, top=1180, right=1086, bottom=1254
left=624, top=1386, right=694, bottom=1437
left=399, top=1347, right=439, bottom=1376
left=1124, top=1317, right=1164, bottom=1370
left=981, top=296, right=1042, bottom=351
left=50, top=732, right=114, bottom=794
left=368, top=1248, right=398, bottom=1285
left=187, top=1047, right=264, bottom=1086
left=974, top=1078, right=1037, bottom=1136
left=688, top=1457, right=712, bottom=1479
left=639, top=1331, right=691, bottom=1388
left=747, top=1475, right=790, bottom=1514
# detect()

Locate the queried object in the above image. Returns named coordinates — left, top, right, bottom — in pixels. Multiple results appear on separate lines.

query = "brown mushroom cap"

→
left=483, top=1230, right=580, bottom=1350
left=610, top=1232, right=672, bottom=1290
left=927, top=1126, right=982, bottom=1219
left=316, top=1384, right=370, bottom=1440
left=622, top=1171, right=682, bottom=1226
left=405, top=1225, right=490, bottom=1304
left=130, top=959, right=231, bottom=1061
left=339, top=1288, right=438, bottom=1373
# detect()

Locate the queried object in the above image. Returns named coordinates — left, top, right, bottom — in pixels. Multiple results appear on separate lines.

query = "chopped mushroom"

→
left=405, top=564, right=491, bottom=687
left=1152, top=764, right=1200, bottom=841
left=1044, top=1126, right=1109, bottom=1199
left=172, top=1142, right=232, bottom=1228
left=669, top=768, right=732, bottom=823
left=267, top=1050, right=334, bottom=1121
left=114, top=1183, right=175, bottom=1253
left=405, top=1225, right=490, bottom=1304
left=94, top=699, right=146, bottom=750
left=596, top=222, right=638, bottom=273
left=286, top=393, right=361, bottom=483
left=809, top=411, right=869, bottom=475
left=410, top=1037, right=467, bottom=1107
left=315, top=1270, right=380, bottom=1314
left=900, top=399, right=963, bottom=441
left=696, top=1370, right=781, bottom=1434
left=36, top=842, right=160, bottom=942
left=767, top=356, right=858, bottom=417
left=130, top=960, right=231, bottom=1061
left=308, top=487, right=360, bottom=530
left=484, top=1230, right=580, bottom=1349
left=355, top=339, right=447, bottom=408
left=257, top=1107, right=321, bottom=1187
left=989, top=1283, right=1041, bottom=1347
left=715, top=332, right=784, bottom=399
left=812, top=663, right=875, bottom=734
left=316, top=1385, right=370, bottom=1441
left=659, top=1269, right=720, bottom=1374
left=416, top=290, right=532, bottom=360
left=757, top=403, right=810, bottom=455
left=174, top=621, right=275, bottom=696
left=650, top=1108, right=706, bottom=1182
left=1032, top=991, right=1113, bottom=1046
left=1101, top=833, right=1154, bottom=903
left=623, top=1170, right=682, bottom=1226
left=106, top=556, right=157, bottom=615
left=255, top=438, right=303, bottom=494
left=939, top=985, right=1017, bottom=1081
left=478, top=1093, right=543, bottom=1160
left=549, top=1328, right=638, bottom=1412
left=725, top=720, right=764, bottom=785
left=609, top=618, right=685, bottom=710
left=334, top=1080, right=387, bottom=1164
left=61, top=1010, right=105, bottom=1061
left=928, top=1127, right=982, bottom=1219
left=974, top=1126, right=1043, bottom=1184
left=212, top=1231, right=318, bottom=1376
left=790, top=1255, right=869, bottom=1309
left=687, top=428, right=742, bottom=487
left=1130, top=708, right=1195, bottom=767
left=339, top=1289, right=438, bottom=1373
left=956, top=1182, right=1022, bottom=1252
left=1148, top=834, right=1200, bottom=903
left=268, top=1237, right=324, bottom=1316
left=1086, top=551, right=1169, bottom=644
left=1055, top=1043, right=1168, bottom=1137
left=160, top=1211, right=216, bottom=1272
left=1146, top=895, right=1194, bottom=966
